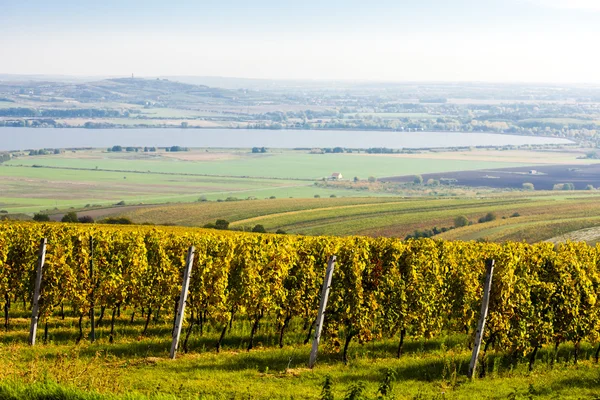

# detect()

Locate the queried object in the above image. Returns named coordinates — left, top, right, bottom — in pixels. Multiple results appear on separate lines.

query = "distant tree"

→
left=53, top=149, right=61, bottom=154
left=522, top=182, right=535, bottom=191
left=368, top=176, right=377, bottom=183
left=260, top=147, right=267, bottom=153
left=252, top=147, right=260, bottom=153
left=269, top=196, right=276, bottom=199
left=454, top=215, right=469, bottom=228
left=330, top=194, right=336, bottom=198
left=353, top=176, right=359, bottom=183
left=413, top=175, right=423, bottom=185
left=314, top=194, right=320, bottom=198
left=111, top=145, right=123, bottom=152
left=586, top=184, right=595, bottom=190
left=511, top=212, right=521, bottom=217
left=553, top=183, right=564, bottom=191
left=101, top=217, right=133, bottom=225
left=181, top=121, right=189, bottom=128
left=33, top=213, right=50, bottom=222
left=332, top=147, right=344, bottom=153
left=197, top=195, right=208, bottom=202
left=562, top=182, right=575, bottom=191
left=252, top=224, right=266, bottom=233
left=275, top=229, right=286, bottom=234
left=125, top=147, right=135, bottom=152
left=426, top=178, right=440, bottom=186
left=78, top=215, right=94, bottom=223
left=215, top=219, right=230, bottom=230
left=478, top=212, right=497, bottom=223
left=61, top=212, right=78, bottom=223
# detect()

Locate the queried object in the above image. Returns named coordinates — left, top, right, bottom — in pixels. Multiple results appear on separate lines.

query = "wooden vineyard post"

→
left=309, top=255, right=336, bottom=369
left=89, top=236, right=95, bottom=343
left=468, top=259, right=495, bottom=379
left=28, top=238, right=47, bottom=346
left=170, top=246, right=195, bottom=359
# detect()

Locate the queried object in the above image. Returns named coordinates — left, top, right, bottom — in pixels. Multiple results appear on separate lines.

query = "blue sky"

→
left=1, top=0, right=599, bottom=82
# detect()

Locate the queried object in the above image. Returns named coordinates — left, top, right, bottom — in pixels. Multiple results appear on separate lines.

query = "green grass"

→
left=1, top=307, right=600, bottom=399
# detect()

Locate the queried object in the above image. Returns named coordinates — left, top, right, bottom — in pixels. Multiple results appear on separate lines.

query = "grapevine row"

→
left=0, top=222, right=598, bottom=365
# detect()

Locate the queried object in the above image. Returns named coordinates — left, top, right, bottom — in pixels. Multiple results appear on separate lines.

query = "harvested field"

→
left=383, top=163, right=600, bottom=190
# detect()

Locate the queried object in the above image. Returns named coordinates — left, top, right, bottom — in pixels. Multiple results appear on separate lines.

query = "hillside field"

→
left=0, top=148, right=541, bottom=213
left=111, top=193, right=600, bottom=243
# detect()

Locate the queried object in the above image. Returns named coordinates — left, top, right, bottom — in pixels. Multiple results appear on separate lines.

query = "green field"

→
left=0, top=149, right=533, bottom=214
left=4, top=151, right=530, bottom=180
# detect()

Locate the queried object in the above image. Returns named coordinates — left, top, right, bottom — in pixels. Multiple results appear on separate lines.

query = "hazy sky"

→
left=1, top=0, right=599, bottom=83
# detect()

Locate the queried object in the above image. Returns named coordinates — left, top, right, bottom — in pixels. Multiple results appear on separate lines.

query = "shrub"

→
left=330, top=194, right=336, bottom=198
left=33, top=213, right=50, bottom=222
left=61, top=212, right=78, bottom=223
left=368, top=176, right=376, bottom=183
left=78, top=215, right=94, bottom=223
left=478, top=212, right=497, bottom=223
left=275, top=229, right=286, bottom=234
left=215, top=219, right=230, bottom=230
left=586, top=184, right=595, bottom=190
left=115, top=201, right=126, bottom=206
left=562, top=182, right=575, bottom=191
left=454, top=215, right=469, bottom=228
left=0, top=210, right=7, bottom=214
left=101, top=217, right=133, bottom=225
left=314, top=195, right=320, bottom=198
left=511, top=212, right=521, bottom=217
left=413, top=175, right=423, bottom=184
left=252, top=224, right=266, bottom=233
left=522, top=182, right=534, bottom=191
left=197, top=196, right=207, bottom=202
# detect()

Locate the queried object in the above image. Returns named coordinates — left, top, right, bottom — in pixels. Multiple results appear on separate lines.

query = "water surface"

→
left=0, top=127, right=573, bottom=151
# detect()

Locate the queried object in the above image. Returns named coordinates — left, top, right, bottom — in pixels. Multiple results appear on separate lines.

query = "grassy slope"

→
left=1, top=310, right=599, bottom=399
left=437, top=196, right=600, bottom=243
left=118, top=193, right=600, bottom=242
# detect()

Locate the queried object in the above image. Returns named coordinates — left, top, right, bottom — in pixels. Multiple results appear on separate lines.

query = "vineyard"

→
left=1, top=222, right=599, bottom=365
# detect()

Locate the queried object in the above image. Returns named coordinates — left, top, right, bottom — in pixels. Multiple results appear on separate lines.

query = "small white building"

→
left=330, top=172, right=343, bottom=180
